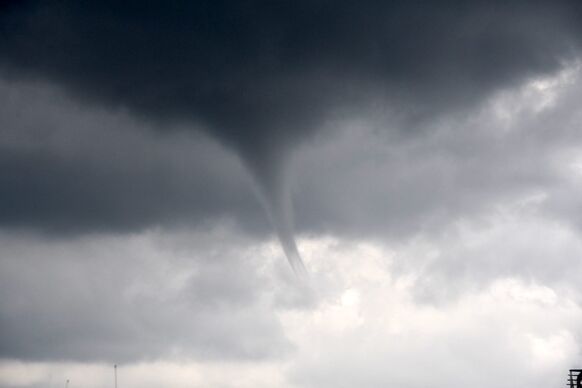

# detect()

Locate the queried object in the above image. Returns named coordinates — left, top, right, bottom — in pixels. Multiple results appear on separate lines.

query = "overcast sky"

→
left=1, top=1, right=582, bottom=387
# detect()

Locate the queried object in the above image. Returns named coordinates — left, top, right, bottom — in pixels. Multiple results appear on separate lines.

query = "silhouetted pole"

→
left=65, top=379, right=69, bottom=388
left=114, top=364, right=118, bottom=388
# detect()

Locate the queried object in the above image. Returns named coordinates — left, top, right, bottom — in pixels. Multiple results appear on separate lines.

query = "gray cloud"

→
left=0, top=78, right=267, bottom=235
left=292, top=63, right=582, bottom=240
left=0, top=228, right=296, bottom=362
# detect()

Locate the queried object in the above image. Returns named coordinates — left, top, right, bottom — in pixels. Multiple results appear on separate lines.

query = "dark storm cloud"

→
left=1, top=0, right=582, bottom=265
left=1, top=0, right=581, bottom=163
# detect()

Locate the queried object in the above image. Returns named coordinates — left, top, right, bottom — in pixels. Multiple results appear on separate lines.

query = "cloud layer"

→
left=2, top=1, right=581, bottom=162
